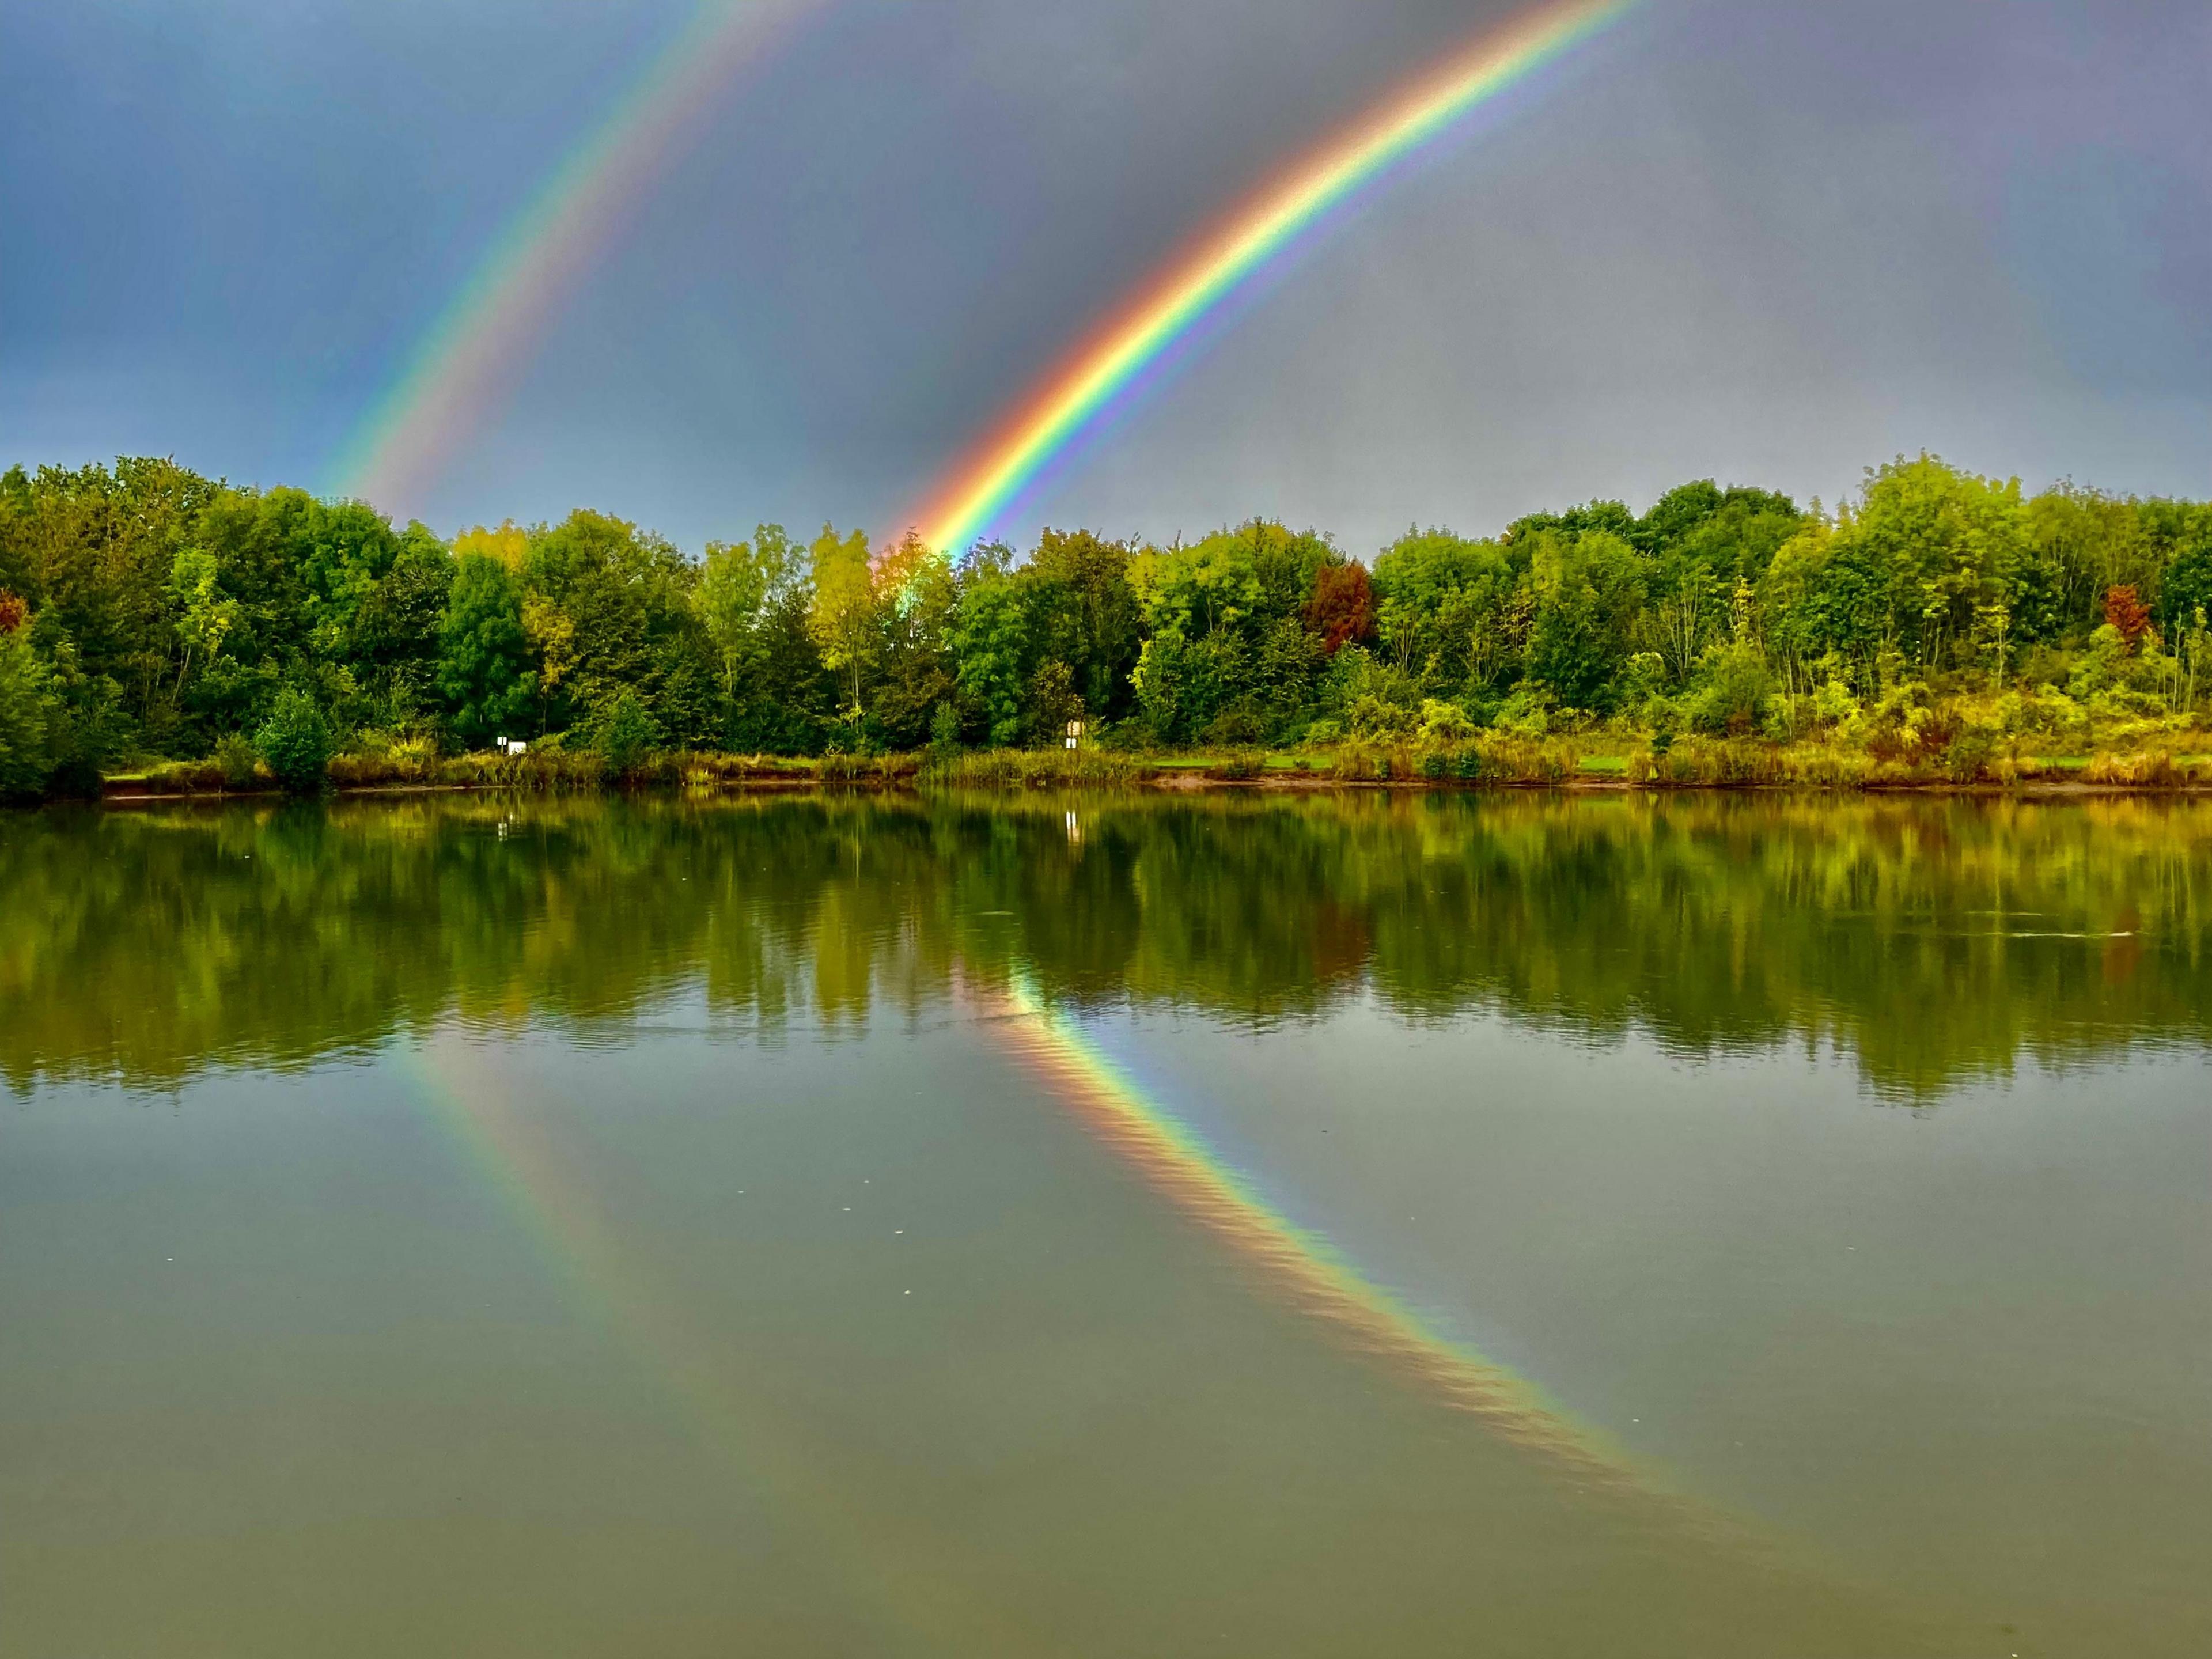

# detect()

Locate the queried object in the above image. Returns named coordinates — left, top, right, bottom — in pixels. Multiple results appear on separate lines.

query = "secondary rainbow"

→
left=911, top=0, right=1635, bottom=556
left=330, top=1, right=815, bottom=514
left=973, top=969, right=1655, bottom=1497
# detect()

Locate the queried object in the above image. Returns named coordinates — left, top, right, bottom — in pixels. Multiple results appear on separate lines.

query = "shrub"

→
left=1685, top=639, right=1776, bottom=736
left=929, top=699, right=962, bottom=757
left=1812, top=677, right=1861, bottom=728
left=594, top=691, right=658, bottom=780
left=1620, top=652, right=1666, bottom=709
left=254, top=687, right=332, bottom=793
left=1943, top=726, right=1997, bottom=783
left=1416, top=699, right=1478, bottom=743
left=1201, top=703, right=1265, bottom=747
left=2069, top=625, right=2130, bottom=700
left=215, top=733, right=260, bottom=789
left=1343, top=693, right=1417, bottom=740
left=1491, top=685, right=1555, bottom=737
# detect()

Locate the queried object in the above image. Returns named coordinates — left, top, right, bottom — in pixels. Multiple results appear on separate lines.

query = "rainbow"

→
left=911, top=0, right=1636, bottom=556
left=971, top=969, right=1650, bottom=1495
left=330, top=1, right=815, bottom=516
left=390, top=1030, right=1039, bottom=1653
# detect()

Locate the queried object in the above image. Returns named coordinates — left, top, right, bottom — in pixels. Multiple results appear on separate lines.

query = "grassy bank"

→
left=94, top=729, right=2212, bottom=800
left=106, top=745, right=918, bottom=797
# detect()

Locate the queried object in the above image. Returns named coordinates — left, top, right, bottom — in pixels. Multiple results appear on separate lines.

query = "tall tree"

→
left=805, top=525, right=877, bottom=729
left=436, top=554, right=535, bottom=747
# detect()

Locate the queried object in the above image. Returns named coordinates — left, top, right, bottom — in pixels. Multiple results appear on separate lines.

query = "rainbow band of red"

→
left=911, top=0, right=1635, bottom=556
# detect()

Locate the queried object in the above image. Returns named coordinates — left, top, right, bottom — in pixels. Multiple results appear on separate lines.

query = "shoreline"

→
left=82, top=768, right=2212, bottom=805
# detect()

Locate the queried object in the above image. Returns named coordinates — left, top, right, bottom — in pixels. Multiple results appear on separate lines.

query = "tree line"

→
left=2, top=452, right=2209, bottom=795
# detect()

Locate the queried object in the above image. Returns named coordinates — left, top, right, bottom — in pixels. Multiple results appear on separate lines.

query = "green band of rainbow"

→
left=912, top=0, right=1635, bottom=556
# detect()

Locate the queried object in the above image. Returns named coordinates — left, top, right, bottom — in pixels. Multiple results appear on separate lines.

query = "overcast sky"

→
left=2, top=0, right=2206, bottom=555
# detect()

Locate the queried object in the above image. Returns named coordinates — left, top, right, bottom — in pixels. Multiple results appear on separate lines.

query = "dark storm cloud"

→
left=1, top=1, right=2206, bottom=554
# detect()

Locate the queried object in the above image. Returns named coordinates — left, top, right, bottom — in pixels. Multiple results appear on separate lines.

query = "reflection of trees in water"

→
left=4, top=793, right=2207, bottom=1097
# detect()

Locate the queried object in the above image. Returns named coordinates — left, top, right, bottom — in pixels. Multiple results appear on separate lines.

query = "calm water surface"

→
left=3, top=793, right=2207, bottom=1657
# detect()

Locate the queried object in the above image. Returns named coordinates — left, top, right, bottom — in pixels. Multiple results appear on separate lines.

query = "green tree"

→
left=350, top=525, right=453, bottom=732
left=0, top=616, right=53, bottom=798
left=1522, top=529, right=1648, bottom=709
left=953, top=558, right=1031, bottom=747
left=437, top=554, right=536, bottom=748
left=2030, top=484, right=2157, bottom=628
left=695, top=523, right=831, bottom=753
left=805, top=525, right=877, bottom=728
left=1024, top=528, right=1142, bottom=720
left=520, top=509, right=717, bottom=747
left=874, top=531, right=958, bottom=750
left=1372, top=529, right=1517, bottom=690
left=31, top=623, right=126, bottom=796
left=1636, top=482, right=1804, bottom=684
left=3, top=457, right=219, bottom=747
left=699, top=530, right=782, bottom=699
left=166, top=546, right=237, bottom=702
left=2153, top=505, right=2212, bottom=632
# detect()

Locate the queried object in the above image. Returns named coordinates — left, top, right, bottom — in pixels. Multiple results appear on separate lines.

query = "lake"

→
left=3, top=791, right=2207, bottom=1657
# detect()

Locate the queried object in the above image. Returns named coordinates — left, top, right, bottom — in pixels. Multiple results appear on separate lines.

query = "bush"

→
left=2069, top=625, right=2130, bottom=700
left=1685, top=639, right=1776, bottom=736
left=255, top=687, right=333, bottom=793
left=929, top=699, right=962, bottom=757
left=215, top=733, right=261, bottom=789
left=594, top=691, right=658, bottom=779
left=1343, top=693, right=1417, bottom=740
left=1942, top=724, right=1999, bottom=783
left=1416, top=699, right=1478, bottom=743
left=1201, top=703, right=1266, bottom=747
left=1811, top=677, right=1861, bottom=728
left=1491, top=685, right=1555, bottom=737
